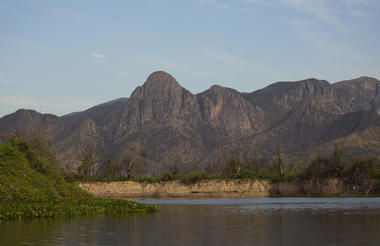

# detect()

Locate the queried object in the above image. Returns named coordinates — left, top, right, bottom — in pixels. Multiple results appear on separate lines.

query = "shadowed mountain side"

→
left=242, top=78, right=330, bottom=123
left=323, top=111, right=380, bottom=141
left=333, top=77, right=380, bottom=114
left=315, top=126, right=380, bottom=160
left=61, top=98, right=129, bottom=133
left=0, top=71, right=379, bottom=173
left=0, top=109, right=65, bottom=141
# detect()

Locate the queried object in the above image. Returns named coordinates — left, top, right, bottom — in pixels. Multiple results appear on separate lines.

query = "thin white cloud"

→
left=198, top=0, right=230, bottom=9
left=221, top=0, right=379, bottom=30
left=90, top=53, right=105, bottom=59
left=281, top=0, right=345, bottom=30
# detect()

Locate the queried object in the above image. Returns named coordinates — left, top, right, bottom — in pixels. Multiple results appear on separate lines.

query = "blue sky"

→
left=1, top=0, right=379, bottom=117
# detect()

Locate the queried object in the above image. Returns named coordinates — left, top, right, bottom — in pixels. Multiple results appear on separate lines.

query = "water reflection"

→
left=1, top=198, right=380, bottom=246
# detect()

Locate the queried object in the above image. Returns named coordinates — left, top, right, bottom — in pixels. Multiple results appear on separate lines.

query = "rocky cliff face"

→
left=1, top=71, right=379, bottom=173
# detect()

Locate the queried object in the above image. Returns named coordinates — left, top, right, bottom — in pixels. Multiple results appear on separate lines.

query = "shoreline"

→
left=78, top=178, right=380, bottom=199
left=78, top=179, right=270, bottom=199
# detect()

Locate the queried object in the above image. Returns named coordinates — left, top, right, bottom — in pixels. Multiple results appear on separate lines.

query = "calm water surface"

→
left=1, top=198, right=380, bottom=246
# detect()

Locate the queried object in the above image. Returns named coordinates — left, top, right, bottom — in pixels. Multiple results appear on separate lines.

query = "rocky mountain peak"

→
left=130, top=71, right=187, bottom=101
left=143, top=71, right=181, bottom=89
left=334, top=76, right=379, bottom=86
left=332, top=77, right=380, bottom=114
left=1, top=73, right=380, bottom=172
left=202, top=85, right=239, bottom=101
left=209, top=84, right=224, bottom=90
left=124, top=71, right=198, bottom=129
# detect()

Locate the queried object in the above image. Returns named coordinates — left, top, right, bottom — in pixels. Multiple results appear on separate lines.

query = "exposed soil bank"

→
left=78, top=179, right=380, bottom=198
left=78, top=180, right=271, bottom=199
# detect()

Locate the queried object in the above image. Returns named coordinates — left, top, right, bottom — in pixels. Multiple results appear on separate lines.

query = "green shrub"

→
left=222, top=158, right=240, bottom=177
left=160, top=172, right=175, bottom=182
left=178, top=172, right=208, bottom=184
left=0, top=137, right=158, bottom=221
left=0, top=137, right=90, bottom=201
left=345, top=158, right=380, bottom=184
left=0, top=199, right=159, bottom=220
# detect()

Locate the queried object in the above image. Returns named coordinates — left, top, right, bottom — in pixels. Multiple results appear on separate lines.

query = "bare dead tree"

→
left=362, top=179, right=378, bottom=195
left=164, top=155, right=185, bottom=176
left=76, top=147, right=100, bottom=179
left=120, top=142, right=148, bottom=179
left=276, top=144, right=284, bottom=176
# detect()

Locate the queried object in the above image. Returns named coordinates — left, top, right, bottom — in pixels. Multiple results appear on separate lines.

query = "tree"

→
left=331, top=144, right=343, bottom=166
left=276, top=144, right=284, bottom=177
left=101, top=155, right=122, bottom=180
left=223, top=158, right=240, bottom=177
left=192, top=161, right=201, bottom=173
left=204, top=162, right=220, bottom=175
left=164, top=155, right=185, bottom=176
left=76, top=147, right=99, bottom=180
left=120, top=143, right=148, bottom=179
left=2, top=133, right=58, bottom=167
left=346, top=157, right=379, bottom=193
left=304, top=145, right=345, bottom=179
left=252, top=150, right=260, bottom=173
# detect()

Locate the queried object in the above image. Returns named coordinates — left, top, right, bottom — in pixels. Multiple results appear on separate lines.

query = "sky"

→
left=1, top=0, right=380, bottom=117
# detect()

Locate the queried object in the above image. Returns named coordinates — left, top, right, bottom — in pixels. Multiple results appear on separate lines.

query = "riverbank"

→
left=78, top=178, right=380, bottom=198
left=79, top=180, right=270, bottom=198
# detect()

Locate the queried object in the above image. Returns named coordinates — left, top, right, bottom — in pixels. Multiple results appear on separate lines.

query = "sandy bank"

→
left=78, top=180, right=271, bottom=198
left=78, top=178, right=370, bottom=199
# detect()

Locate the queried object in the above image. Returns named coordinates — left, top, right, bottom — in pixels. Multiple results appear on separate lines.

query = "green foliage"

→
left=223, top=158, right=240, bottom=177
left=237, top=166, right=255, bottom=179
left=135, top=176, right=159, bottom=183
left=160, top=172, right=175, bottom=182
left=301, top=145, right=345, bottom=180
left=0, top=199, right=159, bottom=221
left=0, top=137, right=158, bottom=221
left=345, top=158, right=380, bottom=185
left=77, top=148, right=98, bottom=180
left=58, top=140, right=379, bottom=196
left=302, top=156, right=345, bottom=179
left=276, top=145, right=284, bottom=177
left=0, top=137, right=90, bottom=201
left=251, top=150, right=259, bottom=172
left=255, top=168, right=284, bottom=182
left=177, top=172, right=209, bottom=185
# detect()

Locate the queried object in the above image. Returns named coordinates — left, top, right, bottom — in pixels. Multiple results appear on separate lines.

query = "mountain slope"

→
left=0, top=71, right=379, bottom=173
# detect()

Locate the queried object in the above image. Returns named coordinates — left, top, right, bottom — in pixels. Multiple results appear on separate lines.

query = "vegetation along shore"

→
left=76, top=144, right=380, bottom=198
left=0, top=137, right=158, bottom=221
left=1, top=134, right=379, bottom=221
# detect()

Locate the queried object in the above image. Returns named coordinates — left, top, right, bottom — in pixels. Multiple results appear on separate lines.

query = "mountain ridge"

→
left=1, top=71, right=379, bottom=174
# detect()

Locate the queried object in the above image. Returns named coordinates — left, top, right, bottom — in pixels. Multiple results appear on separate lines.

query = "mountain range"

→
left=1, top=71, right=379, bottom=174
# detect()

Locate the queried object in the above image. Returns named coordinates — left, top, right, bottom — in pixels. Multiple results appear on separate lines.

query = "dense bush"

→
left=0, top=137, right=90, bottom=201
left=0, top=199, right=158, bottom=220
left=301, top=146, right=345, bottom=180
left=345, top=158, right=379, bottom=183
left=301, top=156, right=344, bottom=179
left=0, top=137, right=158, bottom=221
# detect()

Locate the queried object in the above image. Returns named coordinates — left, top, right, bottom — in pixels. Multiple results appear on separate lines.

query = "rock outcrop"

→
left=1, top=71, right=379, bottom=173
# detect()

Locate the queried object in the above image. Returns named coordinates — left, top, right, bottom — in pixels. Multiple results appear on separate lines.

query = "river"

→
left=1, top=198, right=380, bottom=246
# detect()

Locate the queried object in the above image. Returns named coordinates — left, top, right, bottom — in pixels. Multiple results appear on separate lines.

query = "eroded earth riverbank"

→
left=78, top=178, right=376, bottom=198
